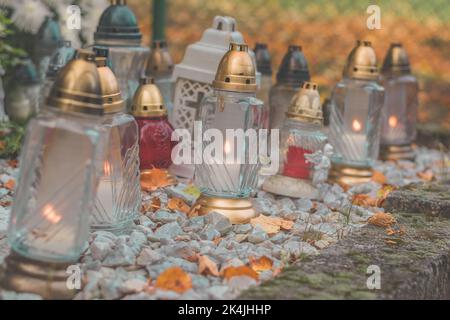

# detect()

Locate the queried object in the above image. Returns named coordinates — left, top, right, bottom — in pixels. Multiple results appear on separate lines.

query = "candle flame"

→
left=352, top=119, right=362, bottom=132
left=104, top=161, right=111, bottom=176
left=388, top=116, right=398, bottom=128
left=224, top=141, right=231, bottom=154
left=42, top=204, right=62, bottom=224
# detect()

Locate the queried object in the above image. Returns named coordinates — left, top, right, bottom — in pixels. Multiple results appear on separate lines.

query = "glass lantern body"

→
left=94, top=46, right=149, bottom=110
left=8, top=109, right=105, bottom=263
left=257, top=75, right=272, bottom=128
left=136, top=115, right=175, bottom=170
left=91, top=112, right=141, bottom=233
left=380, top=74, right=418, bottom=146
left=278, top=120, right=328, bottom=180
left=194, top=90, right=265, bottom=198
left=329, top=78, right=385, bottom=168
left=154, top=75, right=175, bottom=120
left=269, top=83, right=298, bottom=130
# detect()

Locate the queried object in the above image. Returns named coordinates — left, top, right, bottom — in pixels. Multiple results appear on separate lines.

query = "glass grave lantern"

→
left=91, top=51, right=141, bottom=234
left=263, top=82, right=328, bottom=199
left=170, top=16, right=246, bottom=180
left=379, top=43, right=418, bottom=161
left=269, top=45, right=310, bottom=129
left=40, top=40, right=76, bottom=108
left=191, top=43, right=265, bottom=224
left=94, top=0, right=149, bottom=110
left=254, top=42, right=272, bottom=126
left=1, top=50, right=107, bottom=299
left=328, top=41, right=385, bottom=186
left=144, top=40, right=175, bottom=120
left=4, top=58, right=41, bottom=124
left=131, top=77, right=175, bottom=171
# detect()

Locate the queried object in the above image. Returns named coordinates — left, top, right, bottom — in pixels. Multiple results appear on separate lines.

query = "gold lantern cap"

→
left=286, top=81, right=323, bottom=125
left=343, top=40, right=379, bottom=81
left=131, top=77, right=167, bottom=117
left=212, top=43, right=257, bottom=93
left=46, top=49, right=124, bottom=115
left=381, top=43, right=411, bottom=76
left=145, top=40, right=174, bottom=77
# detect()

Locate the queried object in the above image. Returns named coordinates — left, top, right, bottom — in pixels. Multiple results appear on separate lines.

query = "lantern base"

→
left=328, top=164, right=373, bottom=186
left=0, top=251, right=77, bottom=300
left=190, top=195, right=257, bottom=224
left=262, top=174, right=319, bottom=199
left=380, top=144, right=415, bottom=161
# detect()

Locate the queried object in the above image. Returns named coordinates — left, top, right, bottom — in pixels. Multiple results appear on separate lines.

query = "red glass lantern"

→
left=131, top=77, right=175, bottom=170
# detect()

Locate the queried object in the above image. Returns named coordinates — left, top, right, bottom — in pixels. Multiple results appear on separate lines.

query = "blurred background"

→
left=1, top=0, right=450, bottom=127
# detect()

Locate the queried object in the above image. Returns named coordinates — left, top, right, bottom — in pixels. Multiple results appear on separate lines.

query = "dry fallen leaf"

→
left=155, top=267, right=192, bottom=293
left=140, top=168, right=177, bottom=192
left=417, top=169, right=434, bottom=181
left=249, top=256, right=273, bottom=273
left=141, top=197, right=161, bottom=214
left=372, top=170, right=387, bottom=185
left=250, top=215, right=294, bottom=235
left=167, top=197, right=190, bottom=214
left=367, top=212, right=397, bottom=228
left=198, top=255, right=220, bottom=277
left=3, top=179, right=15, bottom=191
left=222, top=265, right=259, bottom=281
left=7, top=159, right=18, bottom=168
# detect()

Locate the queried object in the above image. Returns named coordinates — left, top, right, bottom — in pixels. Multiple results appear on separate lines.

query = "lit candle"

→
left=340, top=119, right=367, bottom=161
left=95, top=161, right=124, bottom=221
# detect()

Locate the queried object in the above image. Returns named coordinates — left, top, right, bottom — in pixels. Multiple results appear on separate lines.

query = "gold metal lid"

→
left=145, top=40, right=173, bottom=77
left=131, top=77, right=167, bottom=117
left=381, top=43, right=411, bottom=76
left=343, top=40, right=379, bottom=81
left=212, top=43, right=257, bottom=93
left=286, top=81, right=323, bottom=125
left=46, top=49, right=124, bottom=115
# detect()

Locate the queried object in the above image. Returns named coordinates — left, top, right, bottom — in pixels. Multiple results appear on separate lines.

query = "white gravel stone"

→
left=152, top=210, right=178, bottom=223
left=227, top=275, right=258, bottom=291
left=102, top=243, right=136, bottom=267
left=248, top=226, right=268, bottom=244
left=234, top=223, right=252, bottom=234
left=136, top=247, right=163, bottom=266
left=204, top=212, right=232, bottom=236
left=154, top=221, right=183, bottom=239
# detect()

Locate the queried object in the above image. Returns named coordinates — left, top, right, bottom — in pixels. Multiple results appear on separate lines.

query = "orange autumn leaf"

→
left=167, top=197, right=190, bottom=214
left=250, top=215, right=293, bottom=235
left=155, top=267, right=192, bottom=293
left=198, top=255, right=219, bottom=277
left=140, top=168, right=177, bottom=192
left=7, top=159, right=18, bottom=168
left=372, top=170, right=387, bottom=185
left=417, top=170, right=433, bottom=181
left=141, top=197, right=161, bottom=214
left=4, top=179, right=15, bottom=191
left=222, top=265, right=259, bottom=281
left=367, top=212, right=397, bottom=228
left=249, top=256, right=273, bottom=273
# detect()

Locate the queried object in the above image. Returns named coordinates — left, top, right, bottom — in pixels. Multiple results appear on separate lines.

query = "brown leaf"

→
left=250, top=215, right=293, bottom=235
left=367, top=212, right=397, bottom=228
left=141, top=197, right=161, bottom=214
left=167, top=197, right=190, bottom=214
left=249, top=256, right=273, bottom=273
left=222, top=265, right=259, bottom=281
left=155, top=267, right=192, bottom=293
left=4, top=179, right=15, bottom=191
left=198, top=255, right=219, bottom=277
left=140, top=168, right=177, bottom=192
left=7, top=159, right=18, bottom=168
left=417, top=169, right=433, bottom=181
left=372, top=170, right=387, bottom=185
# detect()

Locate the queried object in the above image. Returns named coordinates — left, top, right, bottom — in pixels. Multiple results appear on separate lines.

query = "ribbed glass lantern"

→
left=254, top=42, right=272, bottom=127
left=91, top=51, right=141, bottom=234
left=269, top=45, right=310, bottom=129
left=94, top=0, right=149, bottom=110
left=328, top=41, right=385, bottom=185
left=192, top=43, right=265, bottom=224
left=2, top=51, right=107, bottom=299
left=379, top=43, right=418, bottom=161
left=263, top=82, right=328, bottom=199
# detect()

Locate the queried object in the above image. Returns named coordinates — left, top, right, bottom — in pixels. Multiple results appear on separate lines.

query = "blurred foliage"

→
left=0, top=10, right=26, bottom=74
left=129, top=0, right=450, bottom=128
left=0, top=121, right=25, bottom=159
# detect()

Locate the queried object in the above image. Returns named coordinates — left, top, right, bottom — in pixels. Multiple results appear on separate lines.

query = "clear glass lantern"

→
left=144, top=40, right=175, bottom=120
left=93, top=0, right=149, bottom=110
left=90, top=53, right=141, bottom=234
left=40, top=40, right=76, bottom=108
left=254, top=43, right=272, bottom=127
left=170, top=16, right=246, bottom=179
left=379, top=43, right=418, bottom=161
left=263, top=82, right=328, bottom=199
left=193, top=43, right=265, bottom=224
left=4, top=58, right=41, bottom=124
left=7, top=51, right=107, bottom=264
left=131, top=77, right=175, bottom=171
left=328, top=41, right=385, bottom=185
left=269, top=45, right=310, bottom=129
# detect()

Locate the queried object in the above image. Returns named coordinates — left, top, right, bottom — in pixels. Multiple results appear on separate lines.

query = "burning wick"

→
left=388, top=116, right=398, bottom=128
left=104, top=161, right=112, bottom=176
left=352, top=119, right=362, bottom=132
left=42, top=204, right=62, bottom=224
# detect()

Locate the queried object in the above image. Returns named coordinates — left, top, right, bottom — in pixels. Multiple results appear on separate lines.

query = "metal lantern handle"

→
left=212, top=16, right=236, bottom=32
